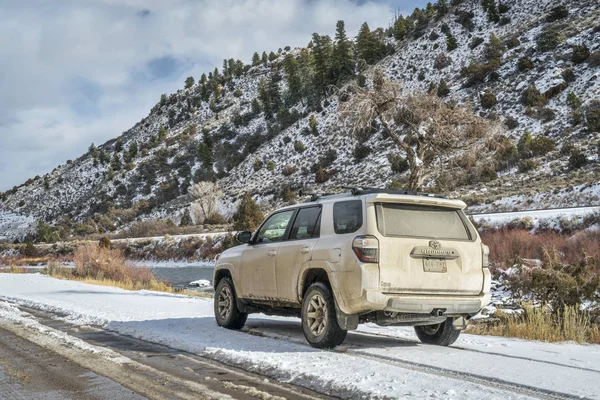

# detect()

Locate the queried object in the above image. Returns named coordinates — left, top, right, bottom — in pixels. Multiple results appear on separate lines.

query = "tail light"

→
left=352, top=235, right=379, bottom=263
left=481, top=244, right=489, bottom=268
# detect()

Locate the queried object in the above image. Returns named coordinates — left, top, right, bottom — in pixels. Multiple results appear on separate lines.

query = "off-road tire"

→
left=301, top=282, right=347, bottom=349
left=214, top=277, right=248, bottom=330
left=414, top=318, right=461, bottom=346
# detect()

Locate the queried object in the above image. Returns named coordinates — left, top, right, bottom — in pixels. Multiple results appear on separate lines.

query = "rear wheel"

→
left=414, top=318, right=460, bottom=346
left=214, top=277, right=247, bottom=330
left=301, top=282, right=347, bottom=349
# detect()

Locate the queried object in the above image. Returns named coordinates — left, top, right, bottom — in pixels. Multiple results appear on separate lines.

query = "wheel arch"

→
left=213, top=266, right=233, bottom=290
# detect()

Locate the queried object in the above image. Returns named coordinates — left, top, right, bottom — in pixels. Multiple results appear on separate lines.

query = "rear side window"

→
left=333, top=200, right=363, bottom=234
left=290, top=207, right=321, bottom=240
left=375, top=203, right=472, bottom=241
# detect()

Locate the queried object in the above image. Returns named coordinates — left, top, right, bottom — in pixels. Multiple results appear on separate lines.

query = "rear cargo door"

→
left=375, top=203, right=483, bottom=295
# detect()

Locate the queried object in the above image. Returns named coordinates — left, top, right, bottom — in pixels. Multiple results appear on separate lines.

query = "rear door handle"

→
left=300, top=246, right=310, bottom=254
left=267, top=250, right=277, bottom=257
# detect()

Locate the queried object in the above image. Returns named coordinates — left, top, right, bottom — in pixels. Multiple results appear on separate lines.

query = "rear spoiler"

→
left=365, top=193, right=467, bottom=210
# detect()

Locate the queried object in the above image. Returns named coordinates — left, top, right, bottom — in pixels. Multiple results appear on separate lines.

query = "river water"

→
left=149, top=265, right=214, bottom=290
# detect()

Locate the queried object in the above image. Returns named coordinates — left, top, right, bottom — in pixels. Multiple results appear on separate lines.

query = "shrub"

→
left=282, top=136, right=291, bottom=144
left=437, top=78, right=450, bottom=97
left=353, top=143, right=371, bottom=160
left=434, top=52, right=450, bottom=70
left=589, top=52, right=600, bottom=67
left=568, top=151, right=587, bottom=170
left=572, top=44, right=590, bottom=64
left=20, top=242, right=38, bottom=257
left=505, top=36, right=520, bottom=49
left=282, top=165, right=297, bottom=176
left=309, top=115, right=319, bottom=136
left=518, top=159, right=538, bottom=173
left=517, top=56, right=534, bottom=72
left=74, top=243, right=155, bottom=286
left=315, top=167, right=329, bottom=183
left=562, top=68, right=575, bottom=82
left=566, top=92, right=582, bottom=109
left=388, top=153, right=409, bottom=173
left=294, top=141, right=306, bottom=153
left=529, top=136, right=556, bottom=156
left=560, top=142, right=575, bottom=156
left=504, top=115, right=519, bottom=130
left=232, top=195, right=264, bottom=231
left=585, top=100, right=600, bottom=132
left=546, top=5, right=568, bottom=22
left=99, top=236, right=112, bottom=249
left=469, top=37, right=484, bottom=49
left=521, top=85, right=547, bottom=107
left=461, top=61, right=498, bottom=87
left=446, top=33, right=458, bottom=51
left=480, top=89, right=497, bottom=109
left=479, top=165, right=498, bottom=182
left=429, top=30, right=440, bottom=41
left=253, top=158, right=263, bottom=171
left=266, top=160, right=275, bottom=171
left=539, top=107, right=556, bottom=122
left=204, top=211, right=227, bottom=225
left=233, top=89, right=243, bottom=98
left=281, top=186, right=297, bottom=204
left=483, top=33, right=505, bottom=62
left=536, top=29, right=563, bottom=52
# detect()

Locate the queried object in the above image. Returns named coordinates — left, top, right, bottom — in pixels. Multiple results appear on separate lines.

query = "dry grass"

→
left=44, top=255, right=211, bottom=298
left=481, top=229, right=600, bottom=271
left=467, top=305, right=600, bottom=344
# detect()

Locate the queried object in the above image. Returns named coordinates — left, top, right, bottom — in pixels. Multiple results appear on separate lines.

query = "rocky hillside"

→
left=1, top=0, right=599, bottom=242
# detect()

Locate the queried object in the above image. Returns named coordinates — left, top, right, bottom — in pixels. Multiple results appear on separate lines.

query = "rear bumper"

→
left=342, top=289, right=491, bottom=316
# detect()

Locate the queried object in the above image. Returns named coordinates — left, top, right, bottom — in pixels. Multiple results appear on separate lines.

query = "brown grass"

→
left=467, top=304, right=600, bottom=344
left=45, top=253, right=210, bottom=298
left=481, top=229, right=600, bottom=271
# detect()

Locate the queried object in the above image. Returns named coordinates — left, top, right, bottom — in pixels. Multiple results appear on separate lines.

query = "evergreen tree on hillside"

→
left=261, top=51, right=268, bottom=65
left=311, top=33, right=333, bottom=94
left=393, top=15, right=407, bottom=40
left=434, top=0, right=449, bottom=20
left=234, top=60, right=244, bottom=77
left=268, top=51, right=277, bottom=62
left=284, top=54, right=302, bottom=105
left=200, top=73, right=207, bottom=85
left=356, top=22, right=376, bottom=64
left=185, top=76, right=194, bottom=89
left=332, top=20, right=355, bottom=83
left=252, top=52, right=260, bottom=66
left=111, top=153, right=122, bottom=171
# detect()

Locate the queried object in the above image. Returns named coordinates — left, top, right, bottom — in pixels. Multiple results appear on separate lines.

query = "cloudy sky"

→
left=0, top=0, right=426, bottom=191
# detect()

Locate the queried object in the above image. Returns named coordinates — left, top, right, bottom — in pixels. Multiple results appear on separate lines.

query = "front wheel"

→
left=414, top=318, right=460, bottom=346
left=301, top=282, right=347, bottom=349
left=214, top=277, right=247, bottom=330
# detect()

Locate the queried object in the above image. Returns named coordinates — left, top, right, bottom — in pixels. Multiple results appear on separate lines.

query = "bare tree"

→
left=340, top=70, right=501, bottom=191
left=189, top=182, right=223, bottom=224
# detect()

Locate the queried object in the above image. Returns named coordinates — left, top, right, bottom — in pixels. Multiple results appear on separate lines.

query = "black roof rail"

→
left=299, top=189, right=343, bottom=203
left=345, top=187, right=447, bottom=199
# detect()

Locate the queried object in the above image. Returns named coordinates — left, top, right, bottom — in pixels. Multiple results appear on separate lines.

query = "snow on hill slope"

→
left=1, top=274, right=599, bottom=399
left=1, top=0, right=599, bottom=240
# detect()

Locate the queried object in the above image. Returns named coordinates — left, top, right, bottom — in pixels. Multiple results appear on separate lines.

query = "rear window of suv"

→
left=333, top=200, right=363, bottom=234
left=375, top=203, right=472, bottom=241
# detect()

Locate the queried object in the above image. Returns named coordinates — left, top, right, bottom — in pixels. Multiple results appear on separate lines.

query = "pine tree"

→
left=284, top=54, right=302, bottom=105
left=232, top=195, right=264, bottom=231
left=394, top=15, right=407, bottom=41
left=200, top=73, right=207, bottom=85
left=114, top=138, right=123, bottom=153
left=158, top=126, right=167, bottom=140
left=356, top=22, right=375, bottom=64
left=111, top=153, right=122, bottom=171
left=185, top=76, right=195, bottom=89
left=252, top=52, right=260, bottom=66
left=311, top=33, right=333, bottom=93
left=180, top=208, right=193, bottom=226
left=234, top=60, right=244, bottom=77
left=309, top=114, right=319, bottom=136
left=435, top=0, right=448, bottom=20
left=251, top=98, right=262, bottom=115
left=43, top=176, right=49, bottom=190
left=261, top=51, right=268, bottom=65
left=258, top=78, right=271, bottom=117
left=266, top=74, right=282, bottom=114
left=437, top=78, right=450, bottom=97
left=446, top=32, right=458, bottom=51
left=268, top=51, right=277, bottom=62
left=332, top=20, right=355, bottom=83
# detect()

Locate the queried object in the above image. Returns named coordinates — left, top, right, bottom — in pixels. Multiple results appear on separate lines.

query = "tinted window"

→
left=375, top=203, right=471, bottom=240
left=255, top=210, right=295, bottom=243
left=290, top=207, right=321, bottom=240
left=333, top=200, right=363, bottom=234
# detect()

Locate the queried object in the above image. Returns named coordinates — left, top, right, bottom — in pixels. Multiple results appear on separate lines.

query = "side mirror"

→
left=236, top=231, right=252, bottom=244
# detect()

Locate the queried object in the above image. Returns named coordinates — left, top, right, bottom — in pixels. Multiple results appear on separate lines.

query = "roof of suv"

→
left=295, top=189, right=467, bottom=210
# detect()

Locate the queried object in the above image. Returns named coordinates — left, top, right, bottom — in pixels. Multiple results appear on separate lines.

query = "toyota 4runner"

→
left=213, top=188, right=491, bottom=348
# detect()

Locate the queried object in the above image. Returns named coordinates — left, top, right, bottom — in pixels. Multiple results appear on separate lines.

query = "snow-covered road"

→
left=1, top=274, right=599, bottom=400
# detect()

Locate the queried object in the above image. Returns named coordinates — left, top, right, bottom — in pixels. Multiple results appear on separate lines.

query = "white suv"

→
left=213, top=189, right=491, bottom=348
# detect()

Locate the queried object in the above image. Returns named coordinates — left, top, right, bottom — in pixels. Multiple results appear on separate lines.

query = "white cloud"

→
left=0, top=0, right=424, bottom=191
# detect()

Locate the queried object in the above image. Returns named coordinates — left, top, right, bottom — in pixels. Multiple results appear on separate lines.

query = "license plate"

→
left=423, top=258, right=447, bottom=273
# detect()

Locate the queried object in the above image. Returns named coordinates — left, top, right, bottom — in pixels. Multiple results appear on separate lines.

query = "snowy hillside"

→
left=1, top=0, right=599, bottom=240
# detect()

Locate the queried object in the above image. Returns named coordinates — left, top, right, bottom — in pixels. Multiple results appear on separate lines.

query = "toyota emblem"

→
left=429, top=241, right=441, bottom=249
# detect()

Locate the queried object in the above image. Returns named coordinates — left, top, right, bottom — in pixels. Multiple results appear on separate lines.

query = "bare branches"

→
left=339, top=70, right=502, bottom=191
left=189, top=182, right=223, bottom=224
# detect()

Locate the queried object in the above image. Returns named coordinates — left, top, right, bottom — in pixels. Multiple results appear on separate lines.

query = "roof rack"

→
left=344, top=187, right=447, bottom=199
left=300, top=187, right=447, bottom=202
